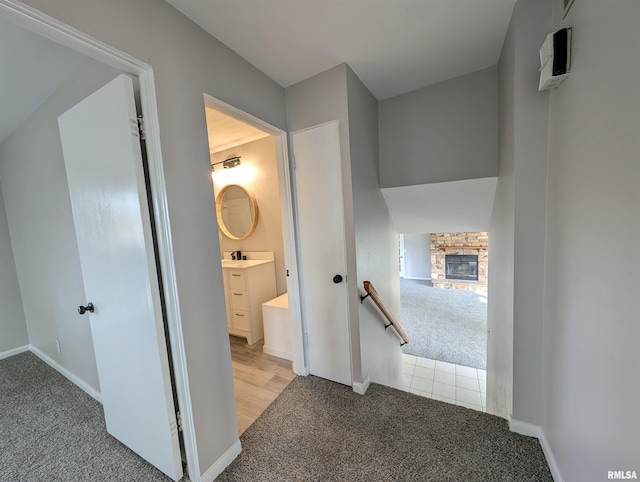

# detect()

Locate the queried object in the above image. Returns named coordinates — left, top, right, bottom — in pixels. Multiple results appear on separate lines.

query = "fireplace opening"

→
left=445, top=255, right=479, bottom=281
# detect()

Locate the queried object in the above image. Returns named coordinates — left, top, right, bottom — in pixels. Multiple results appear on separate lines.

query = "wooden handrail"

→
left=362, top=281, right=410, bottom=346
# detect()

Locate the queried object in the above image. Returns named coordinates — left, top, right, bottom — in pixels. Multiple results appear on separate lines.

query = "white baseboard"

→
left=509, top=418, right=564, bottom=482
left=29, top=345, right=102, bottom=404
left=262, top=345, right=292, bottom=361
left=352, top=376, right=371, bottom=395
left=538, top=428, right=565, bottom=482
left=402, top=276, right=431, bottom=281
left=509, top=418, right=542, bottom=438
left=200, top=439, right=242, bottom=482
left=0, top=344, right=30, bottom=361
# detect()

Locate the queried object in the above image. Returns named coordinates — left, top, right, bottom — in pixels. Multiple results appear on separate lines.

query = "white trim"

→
left=274, top=131, right=307, bottom=376
left=202, top=94, right=308, bottom=376
left=538, top=429, right=565, bottom=482
left=200, top=440, right=242, bottom=482
left=140, top=69, right=199, bottom=482
left=0, top=345, right=29, bottom=360
left=398, top=234, right=406, bottom=278
left=0, top=4, right=199, bottom=480
left=509, top=418, right=542, bottom=438
left=262, top=346, right=292, bottom=361
left=352, top=375, right=371, bottom=395
left=403, top=276, right=431, bottom=281
left=509, top=418, right=565, bottom=482
left=29, top=345, right=102, bottom=403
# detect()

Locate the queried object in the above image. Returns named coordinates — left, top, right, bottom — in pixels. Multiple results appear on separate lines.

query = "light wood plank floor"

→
left=229, top=335, right=296, bottom=435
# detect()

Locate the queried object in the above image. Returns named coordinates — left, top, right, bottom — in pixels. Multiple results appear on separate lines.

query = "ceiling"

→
left=205, top=107, right=270, bottom=154
left=166, top=0, right=516, bottom=100
left=381, top=178, right=498, bottom=234
left=0, top=16, right=88, bottom=145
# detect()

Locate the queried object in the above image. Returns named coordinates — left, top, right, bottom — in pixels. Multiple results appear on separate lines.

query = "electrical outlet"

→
left=56, top=340, right=61, bottom=354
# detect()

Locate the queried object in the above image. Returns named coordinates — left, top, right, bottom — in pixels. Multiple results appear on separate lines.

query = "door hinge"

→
left=176, top=411, right=183, bottom=432
left=137, top=114, right=146, bottom=140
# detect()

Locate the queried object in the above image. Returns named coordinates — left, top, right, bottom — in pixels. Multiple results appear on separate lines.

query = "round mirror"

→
left=216, top=184, right=258, bottom=240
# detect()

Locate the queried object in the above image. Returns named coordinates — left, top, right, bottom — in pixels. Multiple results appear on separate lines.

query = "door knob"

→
left=332, top=274, right=343, bottom=284
left=78, top=303, right=94, bottom=315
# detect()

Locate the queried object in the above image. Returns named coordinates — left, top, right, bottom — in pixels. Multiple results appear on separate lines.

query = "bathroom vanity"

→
left=222, top=254, right=277, bottom=345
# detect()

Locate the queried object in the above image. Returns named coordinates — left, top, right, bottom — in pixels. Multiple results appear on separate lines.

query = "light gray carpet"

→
left=217, top=375, right=552, bottom=481
left=400, top=279, right=487, bottom=369
left=0, top=352, right=184, bottom=481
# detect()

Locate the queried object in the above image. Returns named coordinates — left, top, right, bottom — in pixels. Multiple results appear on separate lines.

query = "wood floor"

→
left=229, top=335, right=296, bottom=435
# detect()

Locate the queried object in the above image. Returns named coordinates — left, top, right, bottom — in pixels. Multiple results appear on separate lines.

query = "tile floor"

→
left=402, top=353, right=486, bottom=412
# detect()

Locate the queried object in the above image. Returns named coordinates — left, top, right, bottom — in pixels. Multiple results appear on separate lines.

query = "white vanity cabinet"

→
left=222, top=259, right=277, bottom=345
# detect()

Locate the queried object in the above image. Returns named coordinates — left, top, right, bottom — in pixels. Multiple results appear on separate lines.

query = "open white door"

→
left=292, top=121, right=351, bottom=386
left=58, top=75, right=183, bottom=480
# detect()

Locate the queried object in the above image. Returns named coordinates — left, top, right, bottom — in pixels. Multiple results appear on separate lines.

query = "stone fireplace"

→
left=431, top=232, right=488, bottom=291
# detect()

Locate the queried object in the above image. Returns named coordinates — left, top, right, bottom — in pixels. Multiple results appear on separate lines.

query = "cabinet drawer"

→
left=228, top=270, right=246, bottom=290
left=229, top=289, right=250, bottom=310
left=231, top=310, right=251, bottom=331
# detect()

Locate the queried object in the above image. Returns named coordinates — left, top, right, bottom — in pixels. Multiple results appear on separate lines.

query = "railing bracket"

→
left=384, top=323, right=392, bottom=330
left=400, top=341, right=408, bottom=347
left=360, top=293, right=371, bottom=304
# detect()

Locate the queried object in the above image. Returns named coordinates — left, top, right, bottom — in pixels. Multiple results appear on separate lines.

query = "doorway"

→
left=203, top=97, right=304, bottom=433
left=398, top=232, right=488, bottom=412
left=0, top=6, right=194, bottom=480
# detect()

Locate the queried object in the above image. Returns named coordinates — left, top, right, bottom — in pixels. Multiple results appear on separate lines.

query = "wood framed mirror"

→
left=215, top=184, right=259, bottom=240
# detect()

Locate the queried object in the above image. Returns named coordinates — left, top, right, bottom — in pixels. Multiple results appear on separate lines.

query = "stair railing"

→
left=360, top=281, right=410, bottom=346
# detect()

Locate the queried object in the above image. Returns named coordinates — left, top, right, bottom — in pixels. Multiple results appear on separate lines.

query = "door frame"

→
left=399, top=234, right=406, bottom=278
left=0, top=1, right=200, bottom=479
left=203, top=94, right=307, bottom=376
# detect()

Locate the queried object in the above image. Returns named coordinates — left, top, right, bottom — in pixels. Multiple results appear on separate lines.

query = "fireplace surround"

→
left=445, top=254, right=479, bottom=281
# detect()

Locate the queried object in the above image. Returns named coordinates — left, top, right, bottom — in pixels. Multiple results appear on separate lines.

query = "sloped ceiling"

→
left=0, top=16, right=88, bottom=145
left=382, top=178, right=498, bottom=234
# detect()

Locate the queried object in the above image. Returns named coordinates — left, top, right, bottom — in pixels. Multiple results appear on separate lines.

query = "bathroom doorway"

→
left=203, top=96, right=302, bottom=433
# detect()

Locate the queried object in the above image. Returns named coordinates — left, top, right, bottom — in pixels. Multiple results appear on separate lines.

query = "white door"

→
left=58, top=75, right=182, bottom=481
left=292, top=121, right=351, bottom=386
left=399, top=234, right=406, bottom=278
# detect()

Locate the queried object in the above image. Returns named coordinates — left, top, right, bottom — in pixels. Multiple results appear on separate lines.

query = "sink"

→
left=221, top=259, right=272, bottom=269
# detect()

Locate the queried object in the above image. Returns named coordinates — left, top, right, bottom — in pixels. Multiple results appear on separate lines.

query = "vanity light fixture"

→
left=211, top=156, right=241, bottom=173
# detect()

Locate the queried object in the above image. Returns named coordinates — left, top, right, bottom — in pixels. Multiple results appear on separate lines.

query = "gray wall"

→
left=212, top=136, right=287, bottom=295
left=541, top=0, right=640, bottom=479
left=487, top=0, right=550, bottom=422
left=403, top=233, right=431, bottom=280
left=511, top=0, right=550, bottom=427
left=0, top=60, right=120, bottom=389
left=0, top=181, right=27, bottom=354
left=379, top=66, right=499, bottom=188
left=346, top=66, right=402, bottom=389
left=487, top=12, right=515, bottom=420
left=20, top=0, right=287, bottom=476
